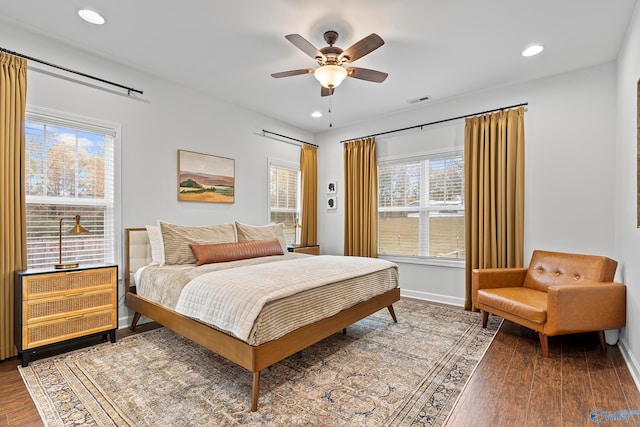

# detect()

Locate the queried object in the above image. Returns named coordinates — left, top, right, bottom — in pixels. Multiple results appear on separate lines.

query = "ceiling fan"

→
left=271, top=30, right=388, bottom=97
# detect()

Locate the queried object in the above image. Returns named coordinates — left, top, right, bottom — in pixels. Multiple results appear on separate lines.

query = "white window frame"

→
left=24, top=106, right=122, bottom=271
left=378, top=148, right=465, bottom=268
left=267, top=158, right=301, bottom=245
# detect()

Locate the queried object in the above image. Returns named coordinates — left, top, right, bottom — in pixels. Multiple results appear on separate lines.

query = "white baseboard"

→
left=618, top=338, right=640, bottom=393
left=400, top=289, right=465, bottom=307
left=118, top=313, right=153, bottom=330
left=118, top=315, right=128, bottom=329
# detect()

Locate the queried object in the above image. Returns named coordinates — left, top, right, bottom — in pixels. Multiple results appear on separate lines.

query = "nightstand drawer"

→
left=24, top=288, right=116, bottom=324
left=24, top=308, right=116, bottom=349
left=22, top=268, right=116, bottom=299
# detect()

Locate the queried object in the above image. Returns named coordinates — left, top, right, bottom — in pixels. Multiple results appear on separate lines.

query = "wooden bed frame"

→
left=124, top=227, right=400, bottom=412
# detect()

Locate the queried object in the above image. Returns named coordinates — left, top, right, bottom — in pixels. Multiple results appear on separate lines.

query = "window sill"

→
left=379, top=255, right=465, bottom=268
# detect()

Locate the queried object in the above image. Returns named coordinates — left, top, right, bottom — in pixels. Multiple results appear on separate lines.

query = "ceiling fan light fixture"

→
left=314, top=65, right=348, bottom=89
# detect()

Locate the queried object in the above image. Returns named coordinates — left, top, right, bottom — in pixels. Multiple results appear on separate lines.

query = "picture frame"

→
left=327, top=180, right=337, bottom=194
left=178, top=149, right=235, bottom=203
left=327, top=196, right=337, bottom=210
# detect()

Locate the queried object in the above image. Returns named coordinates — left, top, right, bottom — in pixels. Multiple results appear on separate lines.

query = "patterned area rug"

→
left=20, top=299, right=501, bottom=426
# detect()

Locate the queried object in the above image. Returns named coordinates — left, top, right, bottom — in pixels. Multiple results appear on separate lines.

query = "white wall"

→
left=317, top=62, right=618, bottom=306
left=615, top=1, right=640, bottom=388
left=5, top=16, right=637, bottom=381
left=0, top=22, right=314, bottom=326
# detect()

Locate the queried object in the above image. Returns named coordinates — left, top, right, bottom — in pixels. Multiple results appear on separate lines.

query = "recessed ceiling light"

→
left=311, top=111, right=323, bottom=118
left=78, top=9, right=105, bottom=25
left=522, top=45, right=544, bottom=57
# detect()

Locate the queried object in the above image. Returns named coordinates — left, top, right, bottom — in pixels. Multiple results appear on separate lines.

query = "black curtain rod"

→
left=262, top=129, right=318, bottom=148
left=340, top=102, right=528, bottom=143
left=1, top=47, right=144, bottom=95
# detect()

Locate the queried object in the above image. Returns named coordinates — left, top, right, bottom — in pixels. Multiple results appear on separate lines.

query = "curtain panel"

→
left=0, top=52, right=27, bottom=360
left=300, top=143, right=318, bottom=245
left=464, top=107, right=525, bottom=310
left=343, top=137, right=378, bottom=257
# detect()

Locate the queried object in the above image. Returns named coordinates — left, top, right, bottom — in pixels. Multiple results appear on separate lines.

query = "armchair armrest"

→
left=472, top=267, right=528, bottom=310
left=472, top=268, right=528, bottom=290
left=546, top=282, right=626, bottom=334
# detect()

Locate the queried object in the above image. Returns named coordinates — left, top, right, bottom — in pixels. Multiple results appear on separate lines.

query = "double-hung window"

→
left=268, top=160, right=300, bottom=245
left=24, top=109, right=117, bottom=268
left=378, top=151, right=464, bottom=260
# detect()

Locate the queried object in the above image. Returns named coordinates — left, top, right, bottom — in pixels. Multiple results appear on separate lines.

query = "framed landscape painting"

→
left=178, top=149, right=235, bottom=203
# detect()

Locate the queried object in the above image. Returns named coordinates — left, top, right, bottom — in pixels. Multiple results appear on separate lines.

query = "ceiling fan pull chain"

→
left=329, top=97, right=333, bottom=128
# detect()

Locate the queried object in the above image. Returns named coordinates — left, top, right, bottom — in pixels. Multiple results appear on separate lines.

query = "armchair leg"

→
left=481, top=311, right=489, bottom=328
left=597, top=331, right=607, bottom=354
left=538, top=333, right=550, bottom=358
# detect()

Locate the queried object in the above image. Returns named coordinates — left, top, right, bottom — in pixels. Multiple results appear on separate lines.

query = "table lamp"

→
left=55, top=215, right=90, bottom=269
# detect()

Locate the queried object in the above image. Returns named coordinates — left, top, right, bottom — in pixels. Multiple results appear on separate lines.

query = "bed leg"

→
left=342, top=328, right=347, bottom=335
left=130, top=312, right=142, bottom=331
left=387, top=305, right=398, bottom=323
left=251, top=371, right=260, bottom=412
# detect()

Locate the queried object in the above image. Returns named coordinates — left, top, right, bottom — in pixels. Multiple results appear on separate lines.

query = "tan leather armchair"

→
left=473, top=250, right=626, bottom=357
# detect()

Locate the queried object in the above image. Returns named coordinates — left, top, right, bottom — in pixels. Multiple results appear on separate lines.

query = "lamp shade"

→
left=68, top=215, right=90, bottom=234
left=314, top=65, right=348, bottom=89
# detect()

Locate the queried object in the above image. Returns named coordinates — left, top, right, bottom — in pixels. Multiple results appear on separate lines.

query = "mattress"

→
left=135, top=253, right=398, bottom=345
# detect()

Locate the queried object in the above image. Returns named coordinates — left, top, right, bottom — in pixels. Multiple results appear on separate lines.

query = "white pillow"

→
left=146, top=225, right=165, bottom=266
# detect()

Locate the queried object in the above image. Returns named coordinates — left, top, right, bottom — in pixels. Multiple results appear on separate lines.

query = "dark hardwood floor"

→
left=446, top=320, right=640, bottom=427
left=1, top=308, right=639, bottom=426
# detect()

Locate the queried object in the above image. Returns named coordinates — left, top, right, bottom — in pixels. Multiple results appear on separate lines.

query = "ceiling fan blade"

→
left=321, top=86, right=335, bottom=97
left=346, top=67, right=388, bottom=83
left=271, top=68, right=315, bottom=78
left=341, top=33, right=384, bottom=63
left=285, top=34, right=326, bottom=61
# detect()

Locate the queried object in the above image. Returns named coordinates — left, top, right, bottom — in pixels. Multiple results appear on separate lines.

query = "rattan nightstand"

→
left=14, top=264, right=118, bottom=367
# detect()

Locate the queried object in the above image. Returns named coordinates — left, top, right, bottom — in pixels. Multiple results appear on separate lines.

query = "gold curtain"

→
left=0, top=52, right=27, bottom=360
left=464, top=107, right=525, bottom=310
left=343, top=137, right=378, bottom=257
left=300, top=143, right=318, bottom=245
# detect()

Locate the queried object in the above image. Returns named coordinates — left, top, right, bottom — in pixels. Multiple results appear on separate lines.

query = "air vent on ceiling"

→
left=409, top=95, right=431, bottom=104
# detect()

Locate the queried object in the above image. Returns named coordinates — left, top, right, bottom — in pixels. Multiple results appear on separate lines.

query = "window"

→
left=269, top=161, right=300, bottom=245
left=25, top=110, right=117, bottom=268
left=378, top=151, right=464, bottom=260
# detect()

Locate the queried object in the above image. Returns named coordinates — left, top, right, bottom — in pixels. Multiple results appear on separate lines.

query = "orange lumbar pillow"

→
left=189, top=239, right=284, bottom=266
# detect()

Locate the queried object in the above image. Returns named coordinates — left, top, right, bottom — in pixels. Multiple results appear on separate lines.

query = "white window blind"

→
left=269, top=162, right=300, bottom=245
left=378, top=152, right=464, bottom=259
left=25, top=111, right=116, bottom=268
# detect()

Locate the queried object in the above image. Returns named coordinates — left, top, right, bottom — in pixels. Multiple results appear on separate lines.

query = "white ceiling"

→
left=0, top=0, right=636, bottom=133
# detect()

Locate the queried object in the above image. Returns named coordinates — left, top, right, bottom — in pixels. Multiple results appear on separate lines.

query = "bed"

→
left=124, top=225, right=400, bottom=411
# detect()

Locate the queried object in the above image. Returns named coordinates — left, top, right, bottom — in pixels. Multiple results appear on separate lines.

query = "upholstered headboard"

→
left=124, top=227, right=153, bottom=290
